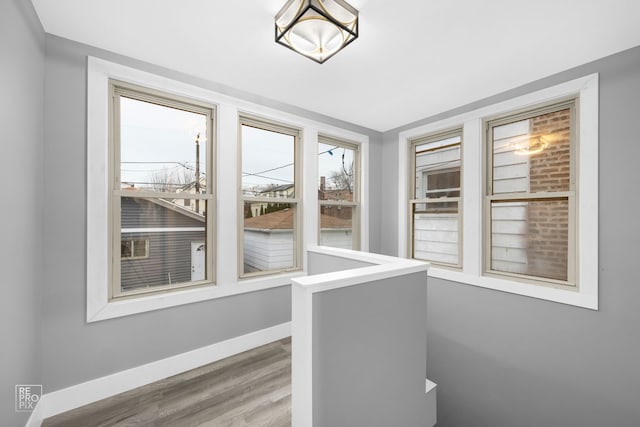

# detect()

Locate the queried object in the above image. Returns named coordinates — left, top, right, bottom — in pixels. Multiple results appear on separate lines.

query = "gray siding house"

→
left=121, top=197, right=206, bottom=291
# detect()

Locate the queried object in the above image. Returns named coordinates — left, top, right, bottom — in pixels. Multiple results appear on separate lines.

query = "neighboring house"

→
left=120, top=197, right=206, bottom=291
left=318, top=175, right=354, bottom=221
left=318, top=212, right=353, bottom=249
left=248, top=184, right=295, bottom=218
left=176, top=176, right=207, bottom=215
left=243, top=208, right=352, bottom=271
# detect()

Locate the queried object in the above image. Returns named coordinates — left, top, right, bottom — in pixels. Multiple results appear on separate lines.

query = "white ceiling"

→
left=31, top=0, right=640, bottom=132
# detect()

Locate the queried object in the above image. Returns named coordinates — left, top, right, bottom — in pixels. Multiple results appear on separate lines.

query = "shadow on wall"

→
left=427, top=330, right=637, bottom=427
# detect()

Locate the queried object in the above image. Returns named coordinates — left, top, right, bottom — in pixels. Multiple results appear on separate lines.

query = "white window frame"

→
left=318, top=135, right=361, bottom=250
left=397, top=74, right=599, bottom=310
left=238, top=115, right=303, bottom=278
left=87, top=57, right=370, bottom=322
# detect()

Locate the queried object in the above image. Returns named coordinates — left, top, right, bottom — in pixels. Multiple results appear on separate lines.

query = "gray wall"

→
left=312, top=272, right=428, bottom=427
left=307, top=252, right=374, bottom=276
left=40, top=35, right=383, bottom=393
left=0, top=0, right=44, bottom=425
left=381, top=46, right=640, bottom=426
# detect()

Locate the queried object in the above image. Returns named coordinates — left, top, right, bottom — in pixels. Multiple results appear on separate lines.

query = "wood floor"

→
left=42, top=338, right=292, bottom=427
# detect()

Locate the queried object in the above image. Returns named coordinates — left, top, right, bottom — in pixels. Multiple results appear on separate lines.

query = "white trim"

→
left=291, top=283, right=314, bottom=427
left=121, top=227, right=205, bottom=233
left=398, top=74, right=599, bottom=310
left=37, top=323, right=291, bottom=421
left=291, top=247, right=429, bottom=427
left=87, top=57, right=370, bottom=321
left=89, top=273, right=301, bottom=322
left=25, top=400, right=44, bottom=427
left=303, top=127, right=319, bottom=263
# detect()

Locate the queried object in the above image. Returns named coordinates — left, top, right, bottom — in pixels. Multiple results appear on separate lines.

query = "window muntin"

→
left=240, top=118, right=301, bottom=277
left=486, top=102, right=575, bottom=286
left=410, top=131, right=462, bottom=267
left=318, top=137, right=359, bottom=250
left=110, top=81, right=215, bottom=299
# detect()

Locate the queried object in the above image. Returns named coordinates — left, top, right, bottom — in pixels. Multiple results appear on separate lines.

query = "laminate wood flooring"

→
left=42, top=338, right=292, bottom=427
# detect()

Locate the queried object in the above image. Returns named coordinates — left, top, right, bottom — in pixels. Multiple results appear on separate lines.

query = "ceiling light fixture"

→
left=275, top=0, right=358, bottom=64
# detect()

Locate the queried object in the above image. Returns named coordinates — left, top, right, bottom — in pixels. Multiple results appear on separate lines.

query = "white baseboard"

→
left=28, top=322, right=291, bottom=426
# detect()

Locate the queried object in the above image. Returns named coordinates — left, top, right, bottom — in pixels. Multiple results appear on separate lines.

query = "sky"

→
left=119, top=95, right=353, bottom=194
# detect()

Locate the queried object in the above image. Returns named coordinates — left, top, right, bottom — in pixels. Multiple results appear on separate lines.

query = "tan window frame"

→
left=317, top=135, right=361, bottom=250
left=238, top=115, right=303, bottom=279
left=409, top=129, right=463, bottom=268
left=109, top=80, right=216, bottom=300
left=484, top=99, right=577, bottom=288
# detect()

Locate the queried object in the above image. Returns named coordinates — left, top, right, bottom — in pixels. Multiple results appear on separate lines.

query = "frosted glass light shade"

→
left=275, top=0, right=358, bottom=63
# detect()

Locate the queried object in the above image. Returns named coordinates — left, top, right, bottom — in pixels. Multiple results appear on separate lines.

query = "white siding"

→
left=489, top=120, right=532, bottom=273
left=319, top=229, right=353, bottom=249
left=244, top=230, right=294, bottom=271
left=413, top=214, right=459, bottom=265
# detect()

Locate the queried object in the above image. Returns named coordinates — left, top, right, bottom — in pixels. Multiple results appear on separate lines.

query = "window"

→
left=318, top=136, right=360, bottom=250
left=398, top=74, right=598, bottom=309
left=239, top=116, right=301, bottom=277
left=121, top=239, right=149, bottom=259
left=88, top=57, right=368, bottom=321
left=409, top=131, right=462, bottom=267
left=110, top=81, right=215, bottom=298
left=486, top=101, right=575, bottom=286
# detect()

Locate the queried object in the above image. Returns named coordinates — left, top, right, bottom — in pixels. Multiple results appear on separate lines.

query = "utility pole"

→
left=195, top=133, right=200, bottom=213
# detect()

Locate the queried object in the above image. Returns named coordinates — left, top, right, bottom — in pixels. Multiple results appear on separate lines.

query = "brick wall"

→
left=525, top=109, right=571, bottom=281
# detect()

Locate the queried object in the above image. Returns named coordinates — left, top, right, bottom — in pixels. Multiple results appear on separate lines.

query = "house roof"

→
left=244, top=208, right=351, bottom=230
left=121, top=187, right=205, bottom=223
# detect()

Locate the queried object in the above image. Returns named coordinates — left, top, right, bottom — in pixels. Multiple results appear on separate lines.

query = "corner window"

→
left=398, top=74, right=598, bottom=309
left=239, top=116, right=301, bottom=277
left=409, top=131, right=462, bottom=267
left=318, top=136, right=360, bottom=250
left=110, top=81, right=215, bottom=298
left=486, top=101, right=575, bottom=286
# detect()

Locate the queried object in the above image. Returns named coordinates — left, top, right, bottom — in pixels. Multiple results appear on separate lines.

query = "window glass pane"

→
left=319, top=205, right=353, bottom=249
left=318, top=142, right=355, bottom=201
left=242, top=125, right=295, bottom=198
left=490, top=199, right=568, bottom=281
left=412, top=202, right=459, bottom=265
left=133, top=240, right=148, bottom=258
left=120, top=196, right=207, bottom=292
left=492, top=108, right=571, bottom=195
left=414, top=136, right=461, bottom=199
left=121, top=240, right=133, bottom=258
left=243, top=202, right=295, bottom=274
left=119, top=97, right=207, bottom=194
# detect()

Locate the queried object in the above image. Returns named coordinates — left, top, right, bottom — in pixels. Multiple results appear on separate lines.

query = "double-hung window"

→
left=109, top=81, right=215, bottom=298
left=399, top=74, right=597, bottom=309
left=239, top=116, right=302, bottom=277
left=409, top=130, right=462, bottom=267
left=318, top=136, right=360, bottom=250
left=486, top=101, right=576, bottom=286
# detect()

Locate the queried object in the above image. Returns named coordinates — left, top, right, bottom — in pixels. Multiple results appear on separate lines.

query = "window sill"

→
left=87, top=272, right=303, bottom=323
left=427, top=266, right=597, bottom=310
